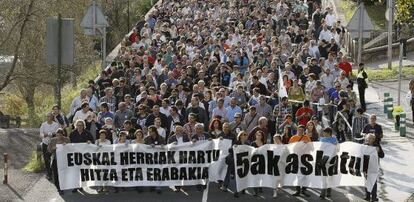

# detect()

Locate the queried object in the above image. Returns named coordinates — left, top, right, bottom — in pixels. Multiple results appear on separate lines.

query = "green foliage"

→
left=339, top=0, right=386, bottom=30
left=395, top=0, right=414, bottom=24
left=353, top=66, right=414, bottom=80
left=1, top=62, right=101, bottom=127
left=23, top=151, right=44, bottom=173
left=1, top=94, right=26, bottom=117
left=133, top=0, right=156, bottom=19
left=34, top=63, right=102, bottom=124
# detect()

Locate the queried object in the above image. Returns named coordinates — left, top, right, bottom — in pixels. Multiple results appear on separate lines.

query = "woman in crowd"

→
left=306, top=121, right=320, bottom=141
left=95, top=130, right=111, bottom=192
left=131, top=129, right=145, bottom=144
left=48, top=128, right=70, bottom=195
left=250, top=131, right=266, bottom=196
left=209, top=118, right=223, bottom=139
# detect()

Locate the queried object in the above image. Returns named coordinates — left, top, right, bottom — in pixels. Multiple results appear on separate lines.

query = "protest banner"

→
left=234, top=142, right=379, bottom=192
left=56, top=139, right=232, bottom=190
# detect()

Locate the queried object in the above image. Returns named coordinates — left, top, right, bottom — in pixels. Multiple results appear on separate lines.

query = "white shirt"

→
left=70, top=96, right=86, bottom=116
left=325, top=60, right=336, bottom=71
left=160, top=106, right=171, bottom=117
left=95, top=139, right=111, bottom=146
left=283, top=71, right=296, bottom=80
left=320, top=73, right=335, bottom=90
left=319, top=29, right=332, bottom=41
left=309, top=45, right=320, bottom=58
left=335, top=77, right=350, bottom=89
left=176, top=135, right=184, bottom=145
left=259, top=76, right=268, bottom=88
left=157, top=127, right=167, bottom=139
left=39, top=121, right=60, bottom=145
left=325, top=13, right=336, bottom=27
left=73, top=110, right=93, bottom=123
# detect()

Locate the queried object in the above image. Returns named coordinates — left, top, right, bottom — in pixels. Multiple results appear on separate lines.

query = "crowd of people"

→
left=39, top=0, right=385, bottom=201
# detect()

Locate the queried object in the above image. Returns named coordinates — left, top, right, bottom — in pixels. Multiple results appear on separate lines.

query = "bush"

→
left=353, top=66, right=414, bottom=81
left=23, top=151, right=44, bottom=173
left=1, top=94, right=26, bottom=117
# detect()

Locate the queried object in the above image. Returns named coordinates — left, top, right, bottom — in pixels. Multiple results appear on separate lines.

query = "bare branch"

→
left=0, top=0, right=36, bottom=92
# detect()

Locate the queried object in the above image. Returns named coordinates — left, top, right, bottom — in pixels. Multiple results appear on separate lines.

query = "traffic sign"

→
left=80, top=1, right=108, bottom=36
left=347, top=4, right=375, bottom=39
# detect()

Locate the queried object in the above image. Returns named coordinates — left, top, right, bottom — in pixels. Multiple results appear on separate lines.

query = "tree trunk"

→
left=24, top=86, right=36, bottom=127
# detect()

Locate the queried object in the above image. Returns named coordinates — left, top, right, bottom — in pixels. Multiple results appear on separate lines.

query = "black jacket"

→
left=70, top=130, right=94, bottom=143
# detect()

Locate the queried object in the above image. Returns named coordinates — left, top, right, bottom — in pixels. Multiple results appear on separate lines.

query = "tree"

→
left=0, top=0, right=36, bottom=92
left=10, top=0, right=98, bottom=126
left=395, top=0, right=414, bottom=25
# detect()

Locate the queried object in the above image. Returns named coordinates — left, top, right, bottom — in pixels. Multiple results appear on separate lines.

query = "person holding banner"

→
left=131, top=129, right=145, bottom=144
left=191, top=123, right=211, bottom=142
left=69, top=119, right=94, bottom=193
left=248, top=117, right=269, bottom=143
left=48, top=128, right=70, bottom=195
left=114, top=131, right=130, bottom=193
left=167, top=124, right=190, bottom=144
left=364, top=133, right=385, bottom=202
left=289, top=125, right=311, bottom=197
left=250, top=130, right=266, bottom=196
left=218, top=122, right=236, bottom=144
left=95, top=130, right=111, bottom=193
left=144, top=126, right=165, bottom=194
left=225, top=131, right=250, bottom=197
left=319, top=127, right=338, bottom=199
left=272, top=134, right=284, bottom=198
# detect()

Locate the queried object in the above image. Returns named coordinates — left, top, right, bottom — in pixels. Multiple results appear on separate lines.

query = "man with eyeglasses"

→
left=229, top=113, right=246, bottom=134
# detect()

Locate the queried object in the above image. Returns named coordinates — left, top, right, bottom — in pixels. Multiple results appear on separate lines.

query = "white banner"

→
left=56, top=139, right=231, bottom=190
left=234, top=142, right=379, bottom=192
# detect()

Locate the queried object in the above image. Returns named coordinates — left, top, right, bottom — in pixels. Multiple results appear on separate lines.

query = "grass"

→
left=23, top=151, right=44, bottom=173
left=339, top=0, right=386, bottom=30
left=353, top=66, right=414, bottom=80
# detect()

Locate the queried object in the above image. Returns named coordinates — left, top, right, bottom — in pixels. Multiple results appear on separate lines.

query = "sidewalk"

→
left=356, top=85, right=414, bottom=202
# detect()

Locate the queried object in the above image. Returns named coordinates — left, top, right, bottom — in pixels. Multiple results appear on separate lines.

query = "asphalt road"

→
left=0, top=128, right=367, bottom=202
left=23, top=178, right=368, bottom=202
left=370, top=79, right=414, bottom=133
left=0, top=128, right=43, bottom=202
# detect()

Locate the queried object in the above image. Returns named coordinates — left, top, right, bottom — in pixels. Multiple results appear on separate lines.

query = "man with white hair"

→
left=248, top=117, right=269, bottom=143
left=191, top=123, right=211, bottom=141
left=70, top=89, right=88, bottom=116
